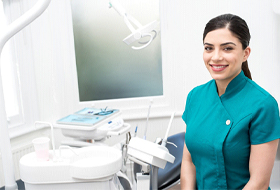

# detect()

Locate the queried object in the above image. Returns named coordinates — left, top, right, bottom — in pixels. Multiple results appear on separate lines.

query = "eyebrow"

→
left=204, top=42, right=237, bottom=46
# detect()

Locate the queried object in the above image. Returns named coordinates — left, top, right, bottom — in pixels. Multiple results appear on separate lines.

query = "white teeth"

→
left=212, top=65, right=226, bottom=69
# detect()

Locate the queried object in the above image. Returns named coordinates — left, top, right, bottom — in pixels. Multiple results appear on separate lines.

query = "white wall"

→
left=3, top=0, right=280, bottom=187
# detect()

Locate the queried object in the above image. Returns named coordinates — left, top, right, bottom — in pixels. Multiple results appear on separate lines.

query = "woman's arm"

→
left=180, top=143, right=196, bottom=190
left=243, top=139, right=279, bottom=190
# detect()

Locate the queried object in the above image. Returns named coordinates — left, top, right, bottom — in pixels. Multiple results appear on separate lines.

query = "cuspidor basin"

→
left=19, top=146, right=122, bottom=190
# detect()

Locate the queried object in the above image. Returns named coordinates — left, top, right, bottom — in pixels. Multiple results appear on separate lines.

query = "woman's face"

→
left=203, top=28, right=250, bottom=85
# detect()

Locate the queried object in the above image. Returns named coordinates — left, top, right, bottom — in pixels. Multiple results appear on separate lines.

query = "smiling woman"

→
left=180, top=14, right=280, bottom=190
left=203, top=28, right=251, bottom=96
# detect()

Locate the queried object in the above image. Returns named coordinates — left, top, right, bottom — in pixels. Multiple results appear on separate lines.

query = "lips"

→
left=209, top=64, right=228, bottom=72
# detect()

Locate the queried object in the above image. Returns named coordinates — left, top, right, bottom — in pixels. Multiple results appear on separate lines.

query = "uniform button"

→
left=226, top=120, right=231, bottom=125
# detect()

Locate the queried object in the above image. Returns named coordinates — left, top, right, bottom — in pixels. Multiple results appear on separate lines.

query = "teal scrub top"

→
left=182, top=71, right=280, bottom=189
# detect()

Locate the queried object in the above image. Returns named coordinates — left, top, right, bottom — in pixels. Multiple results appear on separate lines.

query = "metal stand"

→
left=151, top=166, right=159, bottom=190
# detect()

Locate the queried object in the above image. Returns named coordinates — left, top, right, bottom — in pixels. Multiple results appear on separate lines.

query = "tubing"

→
left=161, top=112, right=175, bottom=147
left=143, top=99, right=153, bottom=140
left=35, top=121, right=57, bottom=159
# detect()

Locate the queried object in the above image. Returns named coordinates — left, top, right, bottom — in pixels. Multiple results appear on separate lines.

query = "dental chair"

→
left=133, top=132, right=185, bottom=190
left=158, top=132, right=185, bottom=189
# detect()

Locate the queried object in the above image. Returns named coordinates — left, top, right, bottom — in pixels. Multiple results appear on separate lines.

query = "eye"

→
left=224, top=47, right=233, bottom=51
left=204, top=46, right=213, bottom=51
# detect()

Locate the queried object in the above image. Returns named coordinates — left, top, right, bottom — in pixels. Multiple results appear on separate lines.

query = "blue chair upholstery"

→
left=158, top=132, right=185, bottom=189
left=133, top=132, right=185, bottom=190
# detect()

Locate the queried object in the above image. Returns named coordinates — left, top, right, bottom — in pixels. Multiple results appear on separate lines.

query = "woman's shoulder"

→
left=190, top=79, right=215, bottom=95
left=246, top=79, right=274, bottom=100
left=245, top=79, right=278, bottom=108
left=246, top=79, right=270, bottom=96
left=184, top=80, right=216, bottom=105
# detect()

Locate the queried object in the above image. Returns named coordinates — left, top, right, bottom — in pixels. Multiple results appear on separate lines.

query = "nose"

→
left=211, top=50, right=223, bottom=62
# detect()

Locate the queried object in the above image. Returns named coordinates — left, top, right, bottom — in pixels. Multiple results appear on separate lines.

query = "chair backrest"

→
left=158, top=132, right=185, bottom=189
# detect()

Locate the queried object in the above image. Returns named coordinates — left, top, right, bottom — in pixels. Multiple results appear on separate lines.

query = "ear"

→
left=243, top=46, right=251, bottom=62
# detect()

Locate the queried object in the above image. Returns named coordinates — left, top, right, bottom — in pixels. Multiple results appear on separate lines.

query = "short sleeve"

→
left=250, top=95, right=280, bottom=145
left=182, top=89, right=193, bottom=125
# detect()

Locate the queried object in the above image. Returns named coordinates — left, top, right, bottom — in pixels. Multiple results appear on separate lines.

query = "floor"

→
left=168, top=183, right=181, bottom=190
left=0, top=180, right=25, bottom=190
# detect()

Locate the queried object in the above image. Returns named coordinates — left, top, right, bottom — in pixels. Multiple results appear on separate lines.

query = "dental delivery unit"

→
left=19, top=108, right=176, bottom=190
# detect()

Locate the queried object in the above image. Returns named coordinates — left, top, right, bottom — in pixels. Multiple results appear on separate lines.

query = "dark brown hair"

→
left=203, top=14, right=252, bottom=80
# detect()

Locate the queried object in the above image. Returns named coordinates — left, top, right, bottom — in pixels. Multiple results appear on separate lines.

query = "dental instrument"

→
left=161, top=112, right=175, bottom=147
left=134, top=125, right=138, bottom=137
left=143, top=99, right=153, bottom=140
left=108, top=0, right=159, bottom=50
left=0, top=0, right=51, bottom=189
left=127, top=112, right=176, bottom=190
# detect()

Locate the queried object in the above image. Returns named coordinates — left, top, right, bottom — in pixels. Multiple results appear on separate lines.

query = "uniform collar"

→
left=219, top=70, right=247, bottom=99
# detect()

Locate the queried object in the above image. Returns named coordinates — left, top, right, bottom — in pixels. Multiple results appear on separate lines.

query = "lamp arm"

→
left=0, top=0, right=51, bottom=49
left=109, top=0, right=158, bottom=50
left=109, top=0, right=126, bottom=17
left=0, top=0, right=51, bottom=189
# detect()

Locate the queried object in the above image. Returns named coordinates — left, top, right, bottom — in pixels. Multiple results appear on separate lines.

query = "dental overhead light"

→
left=108, top=0, right=159, bottom=50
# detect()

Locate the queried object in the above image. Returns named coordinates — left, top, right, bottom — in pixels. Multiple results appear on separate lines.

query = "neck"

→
left=215, top=70, right=242, bottom=96
left=215, top=80, right=229, bottom=97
